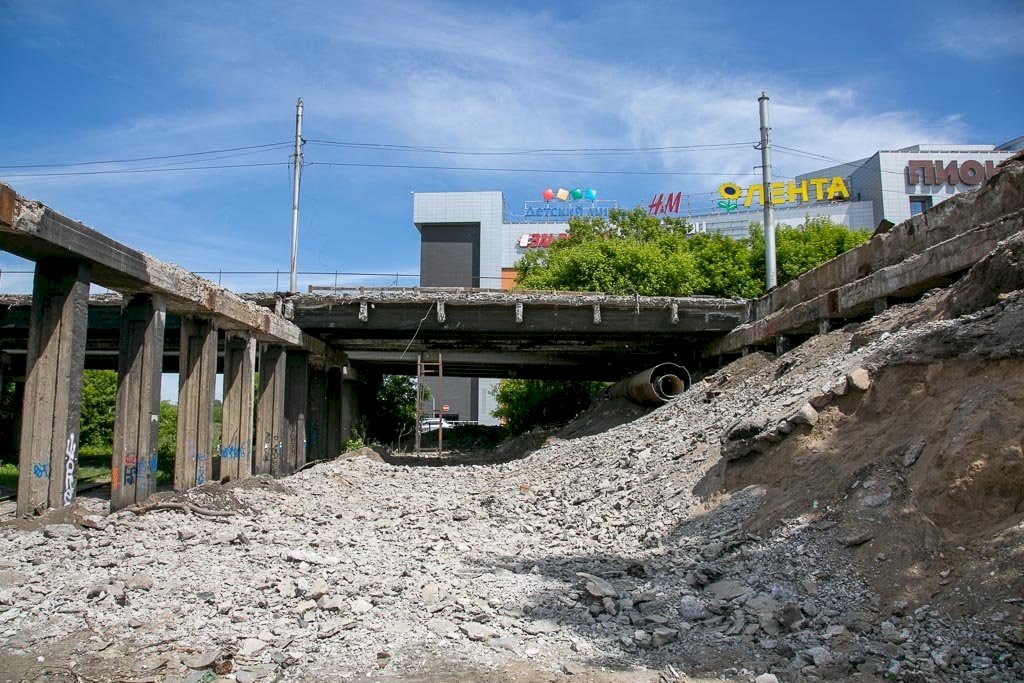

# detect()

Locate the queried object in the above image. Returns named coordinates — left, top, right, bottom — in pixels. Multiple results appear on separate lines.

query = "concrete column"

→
left=175, top=316, right=217, bottom=491
left=340, top=379, right=356, bottom=444
left=255, top=344, right=286, bottom=475
left=306, top=364, right=327, bottom=461
left=16, top=258, right=91, bottom=516
left=221, top=332, right=256, bottom=481
left=284, top=351, right=309, bottom=474
left=325, top=367, right=343, bottom=458
left=110, top=294, right=166, bottom=511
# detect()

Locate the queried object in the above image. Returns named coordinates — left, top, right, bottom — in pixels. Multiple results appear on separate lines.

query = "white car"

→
left=419, top=418, right=453, bottom=432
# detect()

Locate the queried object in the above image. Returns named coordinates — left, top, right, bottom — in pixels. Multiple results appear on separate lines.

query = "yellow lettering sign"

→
left=718, top=176, right=849, bottom=206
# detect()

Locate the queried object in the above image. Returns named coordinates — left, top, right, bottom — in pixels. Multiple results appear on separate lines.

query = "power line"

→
left=0, top=161, right=291, bottom=180
left=305, top=139, right=757, bottom=157
left=306, top=161, right=779, bottom=177
left=0, top=142, right=292, bottom=170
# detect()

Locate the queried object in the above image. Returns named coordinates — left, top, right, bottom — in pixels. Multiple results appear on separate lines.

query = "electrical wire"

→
left=306, top=161, right=778, bottom=177
left=0, top=142, right=292, bottom=170
left=305, top=139, right=757, bottom=156
left=0, top=161, right=291, bottom=179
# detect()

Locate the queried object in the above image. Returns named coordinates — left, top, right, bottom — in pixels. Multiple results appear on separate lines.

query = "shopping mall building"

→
left=415, top=139, right=1020, bottom=424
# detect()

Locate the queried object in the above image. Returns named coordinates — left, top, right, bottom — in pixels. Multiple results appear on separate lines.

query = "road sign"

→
left=442, top=404, right=450, bottom=412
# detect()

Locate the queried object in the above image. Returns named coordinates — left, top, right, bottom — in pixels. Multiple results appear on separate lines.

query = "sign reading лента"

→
left=648, top=176, right=851, bottom=216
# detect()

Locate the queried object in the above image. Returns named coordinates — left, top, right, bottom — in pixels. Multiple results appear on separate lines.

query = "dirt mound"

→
left=705, top=237, right=1024, bottom=618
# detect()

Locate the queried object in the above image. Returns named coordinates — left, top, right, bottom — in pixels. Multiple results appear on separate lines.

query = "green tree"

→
left=156, top=400, right=177, bottom=484
left=749, top=217, right=871, bottom=287
left=491, top=379, right=604, bottom=435
left=80, top=370, right=118, bottom=450
left=363, top=375, right=423, bottom=446
left=516, top=208, right=705, bottom=295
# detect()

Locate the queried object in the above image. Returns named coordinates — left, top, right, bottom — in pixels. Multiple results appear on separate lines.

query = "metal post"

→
left=414, top=355, right=423, bottom=453
left=758, top=91, right=777, bottom=290
left=289, top=98, right=304, bottom=294
left=437, top=353, right=444, bottom=454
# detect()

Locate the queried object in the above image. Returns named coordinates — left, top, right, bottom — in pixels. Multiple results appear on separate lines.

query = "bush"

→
left=491, top=379, right=604, bottom=435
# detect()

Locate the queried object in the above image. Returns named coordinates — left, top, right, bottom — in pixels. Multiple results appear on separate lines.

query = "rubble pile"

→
left=2, top=243, right=1024, bottom=681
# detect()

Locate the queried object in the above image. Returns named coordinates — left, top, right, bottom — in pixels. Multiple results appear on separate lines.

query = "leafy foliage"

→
left=157, top=400, right=178, bottom=483
left=80, top=370, right=117, bottom=449
left=363, top=375, right=422, bottom=447
left=515, top=209, right=870, bottom=297
left=491, top=379, right=604, bottom=435
left=516, top=208, right=704, bottom=295
left=749, top=217, right=871, bottom=287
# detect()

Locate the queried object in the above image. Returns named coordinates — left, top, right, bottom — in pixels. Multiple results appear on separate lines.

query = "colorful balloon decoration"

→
left=570, top=188, right=584, bottom=200
left=542, top=188, right=555, bottom=201
left=556, top=188, right=570, bottom=201
left=584, top=188, right=597, bottom=200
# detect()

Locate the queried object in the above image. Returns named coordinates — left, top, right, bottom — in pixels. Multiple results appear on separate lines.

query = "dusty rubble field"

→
left=2, top=238, right=1024, bottom=683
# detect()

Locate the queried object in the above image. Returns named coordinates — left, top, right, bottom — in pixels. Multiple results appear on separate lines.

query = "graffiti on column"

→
left=63, top=433, right=77, bottom=506
left=124, top=455, right=138, bottom=486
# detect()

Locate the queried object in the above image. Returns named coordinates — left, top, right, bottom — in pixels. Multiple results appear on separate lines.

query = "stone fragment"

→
left=238, top=638, right=268, bottom=657
left=522, top=619, right=560, bottom=635
left=789, top=403, right=819, bottom=426
left=652, top=627, right=678, bottom=646
left=317, top=595, right=346, bottom=611
left=306, top=578, right=329, bottom=600
left=124, top=574, right=153, bottom=591
left=576, top=572, right=617, bottom=598
left=78, top=515, right=108, bottom=531
left=902, top=441, right=925, bottom=467
left=678, top=597, right=708, bottom=620
left=44, top=524, right=80, bottom=539
left=725, top=417, right=767, bottom=441
left=350, top=598, right=373, bottom=614
left=489, top=636, right=518, bottom=650
left=808, top=391, right=834, bottom=410
left=427, top=618, right=458, bottom=636
left=755, top=675, right=779, bottom=683
left=421, top=583, right=444, bottom=605
left=182, top=648, right=221, bottom=669
left=705, top=580, right=750, bottom=601
left=838, top=530, right=874, bottom=547
left=460, top=621, right=499, bottom=641
left=847, top=368, right=871, bottom=392
left=293, top=600, right=317, bottom=614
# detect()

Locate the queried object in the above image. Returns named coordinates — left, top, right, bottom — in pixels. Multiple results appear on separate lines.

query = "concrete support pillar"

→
left=110, top=294, right=166, bottom=511
left=325, top=367, right=344, bottom=458
left=16, top=259, right=90, bottom=516
left=255, top=344, right=286, bottom=475
left=340, top=380, right=356, bottom=444
left=284, top=351, right=309, bottom=474
left=221, top=332, right=256, bottom=481
left=175, top=316, right=217, bottom=491
left=306, top=364, right=327, bottom=462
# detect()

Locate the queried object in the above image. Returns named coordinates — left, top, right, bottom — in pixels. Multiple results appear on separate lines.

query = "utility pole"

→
left=758, top=92, right=777, bottom=290
left=289, top=98, right=304, bottom=294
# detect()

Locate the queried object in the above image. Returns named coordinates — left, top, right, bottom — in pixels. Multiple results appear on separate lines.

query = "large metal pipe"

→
left=607, top=363, right=691, bottom=406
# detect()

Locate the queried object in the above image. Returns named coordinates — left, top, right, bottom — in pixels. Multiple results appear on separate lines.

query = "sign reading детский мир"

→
left=648, top=176, right=851, bottom=216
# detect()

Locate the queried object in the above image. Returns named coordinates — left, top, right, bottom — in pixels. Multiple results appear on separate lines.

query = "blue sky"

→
left=1, top=0, right=1022, bottom=297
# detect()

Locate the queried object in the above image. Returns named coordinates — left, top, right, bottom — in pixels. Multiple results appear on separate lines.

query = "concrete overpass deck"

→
left=264, top=289, right=748, bottom=380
